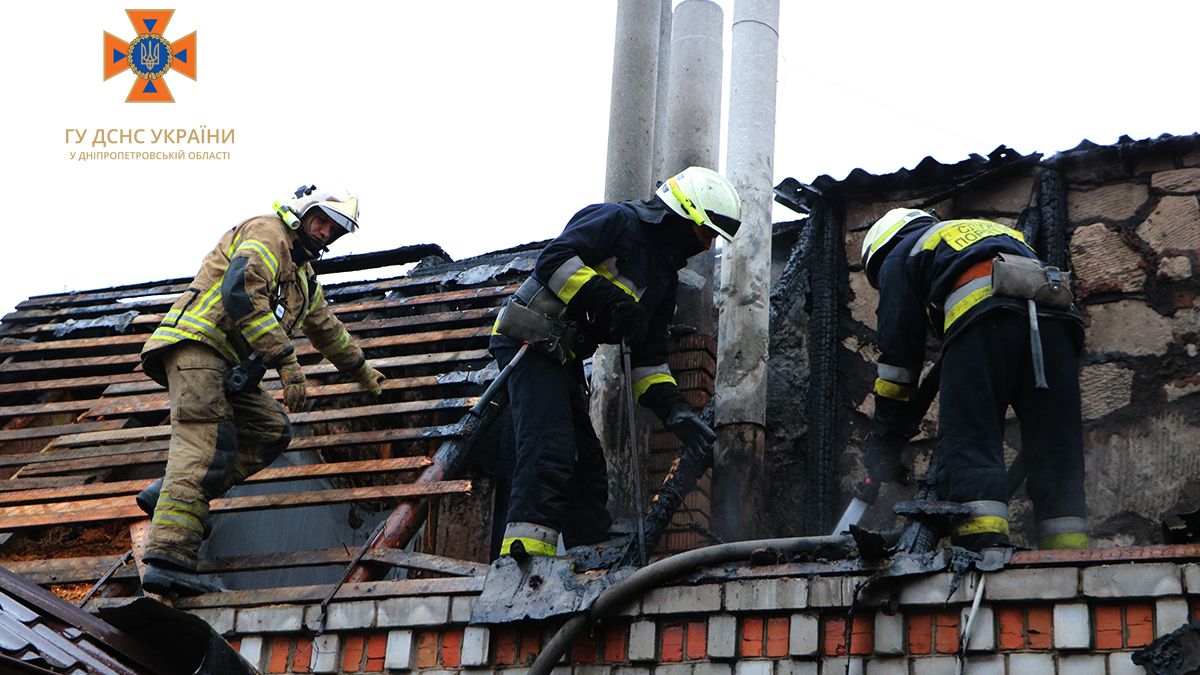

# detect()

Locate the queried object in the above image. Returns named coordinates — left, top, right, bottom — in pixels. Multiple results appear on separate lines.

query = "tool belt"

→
left=990, top=253, right=1073, bottom=309
left=965, top=254, right=1074, bottom=390
left=495, top=277, right=580, bottom=365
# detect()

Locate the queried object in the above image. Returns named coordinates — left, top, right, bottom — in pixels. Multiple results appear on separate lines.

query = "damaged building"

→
left=0, top=131, right=1196, bottom=674
left=768, top=135, right=1200, bottom=549
left=2, top=1, right=1200, bottom=673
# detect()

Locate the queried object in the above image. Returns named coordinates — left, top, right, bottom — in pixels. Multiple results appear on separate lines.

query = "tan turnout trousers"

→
left=144, top=341, right=292, bottom=570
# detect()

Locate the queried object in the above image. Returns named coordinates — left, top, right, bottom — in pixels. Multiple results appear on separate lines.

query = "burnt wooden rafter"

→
left=0, top=252, right=525, bottom=599
left=0, top=479, right=473, bottom=530
left=0, top=456, right=434, bottom=506
left=1, top=425, right=461, bottom=472
left=9, top=546, right=485, bottom=586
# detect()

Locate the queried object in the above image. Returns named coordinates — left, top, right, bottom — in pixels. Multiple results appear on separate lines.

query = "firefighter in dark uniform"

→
left=490, top=166, right=742, bottom=557
left=859, top=208, right=1088, bottom=550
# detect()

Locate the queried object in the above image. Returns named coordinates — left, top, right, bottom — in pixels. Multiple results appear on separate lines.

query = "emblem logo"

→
left=103, top=10, right=196, bottom=103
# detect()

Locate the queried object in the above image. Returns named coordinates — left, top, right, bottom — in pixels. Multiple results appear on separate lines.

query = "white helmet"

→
left=274, top=185, right=361, bottom=237
left=655, top=166, right=742, bottom=242
left=860, top=207, right=937, bottom=288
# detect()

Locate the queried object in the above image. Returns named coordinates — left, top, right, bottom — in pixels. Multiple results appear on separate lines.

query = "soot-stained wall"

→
left=764, top=136, right=1200, bottom=545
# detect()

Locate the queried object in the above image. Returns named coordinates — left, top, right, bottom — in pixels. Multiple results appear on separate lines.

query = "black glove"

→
left=863, top=438, right=909, bottom=484
left=572, top=276, right=648, bottom=343
left=665, top=407, right=716, bottom=456
left=607, top=296, right=648, bottom=343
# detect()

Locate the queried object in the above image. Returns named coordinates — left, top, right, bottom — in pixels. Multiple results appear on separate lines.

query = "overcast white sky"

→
left=1, top=2, right=1196, bottom=317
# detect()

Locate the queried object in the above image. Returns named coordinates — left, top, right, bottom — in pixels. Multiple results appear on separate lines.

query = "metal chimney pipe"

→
left=593, top=0, right=664, bottom=522
left=661, top=0, right=724, bottom=334
left=712, top=0, right=780, bottom=540
left=604, top=0, right=662, bottom=202
left=651, top=0, right=673, bottom=181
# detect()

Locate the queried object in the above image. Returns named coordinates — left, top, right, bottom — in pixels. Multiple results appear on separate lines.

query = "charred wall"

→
left=765, top=137, right=1200, bottom=545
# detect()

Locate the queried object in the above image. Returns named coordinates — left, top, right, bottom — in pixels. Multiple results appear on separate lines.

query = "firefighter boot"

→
left=501, top=522, right=559, bottom=563
left=136, top=478, right=212, bottom=540
left=142, top=560, right=226, bottom=597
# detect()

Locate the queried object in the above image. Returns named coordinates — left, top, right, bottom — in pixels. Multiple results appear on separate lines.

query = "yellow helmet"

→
left=860, top=207, right=936, bottom=288
left=655, top=166, right=742, bottom=242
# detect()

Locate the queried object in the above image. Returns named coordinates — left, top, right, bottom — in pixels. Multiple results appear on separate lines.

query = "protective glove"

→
left=665, top=407, right=717, bottom=456
left=606, top=296, right=648, bottom=344
left=355, top=362, right=386, bottom=396
left=277, top=356, right=307, bottom=412
left=863, top=438, right=909, bottom=484
left=572, top=276, right=648, bottom=344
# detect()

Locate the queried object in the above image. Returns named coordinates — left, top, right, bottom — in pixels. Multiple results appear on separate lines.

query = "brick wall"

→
left=205, top=547, right=1200, bottom=673
left=650, top=333, right=717, bottom=553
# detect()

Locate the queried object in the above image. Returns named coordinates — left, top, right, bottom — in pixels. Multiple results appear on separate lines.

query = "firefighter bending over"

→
left=859, top=208, right=1087, bottom=551
left=490, top=167, right=741, bottom=558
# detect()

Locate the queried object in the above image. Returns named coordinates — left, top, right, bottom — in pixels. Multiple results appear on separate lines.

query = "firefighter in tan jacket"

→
left=137, top=185, right=384, bottom=596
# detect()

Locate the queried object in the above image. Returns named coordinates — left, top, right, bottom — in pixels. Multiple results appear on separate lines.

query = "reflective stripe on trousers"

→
left=952, top=500, right=1010, bottom=538
left=1038, top=516, right=1088, bottom=550
left=500, top=521, right=560, bottom=557
left=144, top=341, right=292, bottom=570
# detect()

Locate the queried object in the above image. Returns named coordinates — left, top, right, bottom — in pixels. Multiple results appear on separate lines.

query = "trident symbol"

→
left=139, top=40, right=161, bottom=72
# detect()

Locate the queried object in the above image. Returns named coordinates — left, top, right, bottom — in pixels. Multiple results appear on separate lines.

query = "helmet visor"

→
left=668, top=176, right=740, bottom=242
left=706, top=210, right=741, bottom=240
left=315, top=204, right=358, bottom=234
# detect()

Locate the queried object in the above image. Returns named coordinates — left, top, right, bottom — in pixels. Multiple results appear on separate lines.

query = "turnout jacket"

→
left=499, top=201, right=692, bottom=421
left=141, top=215, right=365, bottom=385
left=869, top=218, right=1083, bottom=448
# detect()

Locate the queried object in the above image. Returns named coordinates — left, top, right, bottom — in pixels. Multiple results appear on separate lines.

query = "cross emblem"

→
left=103, top=10, right=196, bottom=103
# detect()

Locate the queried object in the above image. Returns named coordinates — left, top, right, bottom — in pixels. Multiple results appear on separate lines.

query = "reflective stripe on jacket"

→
left=141, top=215, right=365, bottom=384
left=495, top=201, right=691, bottom=419
left=869, top=218, right=1081, bottom=445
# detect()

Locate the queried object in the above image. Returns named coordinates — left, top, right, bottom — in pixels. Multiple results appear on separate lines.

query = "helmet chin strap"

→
left=292, top=228, right=328, bottom=263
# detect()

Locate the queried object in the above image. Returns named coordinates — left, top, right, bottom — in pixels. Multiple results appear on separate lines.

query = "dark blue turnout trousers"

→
left=490, top=336, right=613, bottom=548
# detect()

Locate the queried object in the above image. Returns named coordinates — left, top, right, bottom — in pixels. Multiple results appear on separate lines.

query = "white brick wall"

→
left=384, top=629, right=413, bottom=671
left=1007, top=653, right=1055, bottom=673
left=310, top=633, right=340, bottom=673
left=1156, top=597, right=1190, bottom=636
left=1058, top=654, right=1106, bottom=675
left=706, top=615, right=738, bottom=659
left=628, top=621, right=656, bottom=662
left=642, top=584, right=722, bottom=615
left=1082, top=563, right=1182, bottom=598
left=985, top=567, right=1078, bottom=600
left=197, top=556, right=1200, bottom=675
left=1054, top=603, right=1091, bottom=650
left=910, top=656, right=957, bottom=675
left=873, top=611, right=904, bottom=655
left=724, top=578, right=808, bottom=611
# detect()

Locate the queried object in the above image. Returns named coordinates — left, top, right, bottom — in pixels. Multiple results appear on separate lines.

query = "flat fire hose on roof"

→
left=469, top=400, right=720, bottom=624
left=527, top=534, right=856, bottom=675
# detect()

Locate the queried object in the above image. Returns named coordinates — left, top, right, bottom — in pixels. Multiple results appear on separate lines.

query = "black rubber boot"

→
left=135, top=479, right=163, bottom=516
left=136, top=478, right=212, bottom=539
left=952, top=531, right=1012, bottom=553
left=142, top=562, right=225, bottom=597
